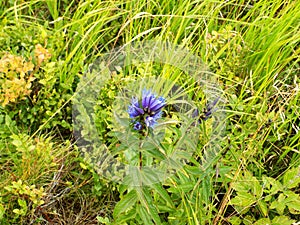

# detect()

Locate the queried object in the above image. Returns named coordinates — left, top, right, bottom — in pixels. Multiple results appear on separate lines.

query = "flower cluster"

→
left=128, top=89, right=166, bottom=130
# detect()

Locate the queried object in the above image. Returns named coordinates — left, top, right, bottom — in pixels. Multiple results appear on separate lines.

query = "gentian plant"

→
left=126, top=89, right=167, bottom=170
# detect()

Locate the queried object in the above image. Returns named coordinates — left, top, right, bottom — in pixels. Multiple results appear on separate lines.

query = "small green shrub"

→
left=229, top=167, right=300, bottom=223
left=4, top=180, right=45, bottom=219
left=0, top=43, right=73, bottom=133
left=0, top=133, right=63, bottom=223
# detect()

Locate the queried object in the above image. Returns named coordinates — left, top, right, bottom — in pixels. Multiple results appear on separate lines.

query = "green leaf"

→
left=151, top=183, right=175, bottom=208
left=13, top=209, right=22, bottom=215
left=228, top=216, right=242, bottom=225
left=253, top=176, right=263, bottom=198
left=270, top=193, right=286, bottom=215
left=258, top=200, right=268, bottom=217
left=286, top=199, right=300, bottom=214
left=18, top=198, right=27, bottom=210
left=0, top=115, right=4, bottom=124
left=114, top=208, right=137, bottom=224
left=284, top=190, right=299, bottom=201
left=202, top=176, right=211, bottom=204
left=230, top=192, right=256, bottom=207
left=272, top=215, right=295, bottom=225
left=243, top=215, right=255, bottom=225
left=137, top=187, right=161, bottom=225
left=263, top=176, right=283, bottom=195
left=156, top=204, right=174, bottom=212
left=0, top=203, right=5, bottom=220
left=113, top=190, right=137, bottom=218
left=253, top=218, right=271, bottom=225
left=283, top=167, right=300, bottom=189
left=13, top=199, right=27, bottom=216
left=5, top=114, right=13, bottom=128
left=168, top=183, right=194, bottom=193
left=137, top=205, right=154, bottom=225
left=139, top=167, right=162, bottom=186
left=145, top=147, right=166, bottom=161
left=232, top=179, right=251, bottom=193
left=11, top=134, right=23, bottom=147
left=79, top=162, right=88, bottom=170
left=96, top=216, right=110, bottom=224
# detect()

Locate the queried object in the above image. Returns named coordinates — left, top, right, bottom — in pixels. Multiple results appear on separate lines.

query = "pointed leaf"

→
left=258, top=200, right=268, bottom=217
left=286, top=199, right=300, bottom=214
left=230, top=192, right=256, bottom=207
left=151, top=183, right=175, bottom=208
left=283, top=167, right=300, bottom=189
left=253, top=218, right=271, bottom=225
left=136, top=187, right=161, bottom=224
left=137, top=205, right=154, bottom=225
left=113, top=190, right=137, bottom=218
left=272, top=215, right=295, bottom=225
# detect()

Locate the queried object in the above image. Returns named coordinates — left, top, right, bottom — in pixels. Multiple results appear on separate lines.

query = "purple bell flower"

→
left=142, top=89, right=166, bottom=113
left=128, top=97, right=144, bottom=118
left=128, top=89, right=166, bottom=129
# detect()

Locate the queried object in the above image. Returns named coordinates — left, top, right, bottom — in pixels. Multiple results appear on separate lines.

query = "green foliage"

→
left=4, top=180, right=45, bottom=217
left=0, top=0, right=299, bottom=224
left=0, top=39, right=73, bottom=133
left=0, top=133, right=56, bottom=221
left=229, top=167, right=300, bottom=222
left=205, top=25, right=249, bottom=83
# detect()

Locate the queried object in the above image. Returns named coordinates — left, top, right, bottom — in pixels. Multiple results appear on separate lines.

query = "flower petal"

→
left=133, top=121, right=142, bottom=130
left=150, top=98, right=166, bottom=111
left=145, top=116, right=156, bottom=128
left=128, top=97, right=144, bottom=118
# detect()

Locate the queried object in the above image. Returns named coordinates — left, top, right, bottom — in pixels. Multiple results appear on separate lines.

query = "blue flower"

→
left=128, top=97, right=144, bottom=118
left=145, top=111, right=163, bottom=128
left=204, top=97, right=220, bottom=120
left=128, top=89, right=166, bottom=130
left=133, top=121, right=143, bottom=130
left=142, top=89, right=166, bottom=113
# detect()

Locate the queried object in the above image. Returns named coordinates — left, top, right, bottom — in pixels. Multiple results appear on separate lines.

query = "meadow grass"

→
left=0, top=0, right=299, bottom=224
